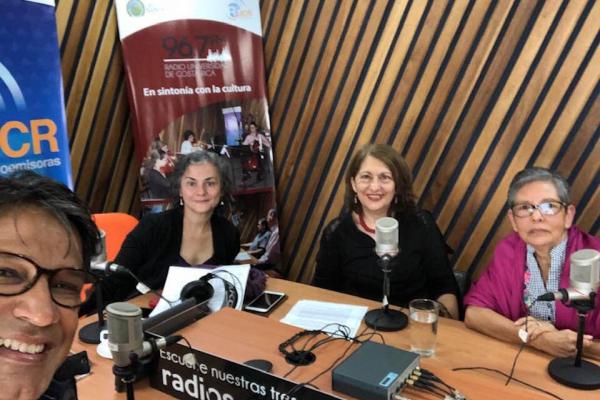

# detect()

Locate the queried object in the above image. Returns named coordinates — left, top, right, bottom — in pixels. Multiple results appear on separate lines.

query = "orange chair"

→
left=92, top=212, right=139, bottom=260
left=81, top=213, right=139, bottom=304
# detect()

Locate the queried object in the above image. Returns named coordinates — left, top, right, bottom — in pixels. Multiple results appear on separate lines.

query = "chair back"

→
left=92, top=212, right=139, bottom=260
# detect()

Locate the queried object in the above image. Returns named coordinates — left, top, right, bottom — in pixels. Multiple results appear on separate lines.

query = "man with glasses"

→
left=0, top=171, right=100, bottom=400
left=464, top=167, right=600, bottom=360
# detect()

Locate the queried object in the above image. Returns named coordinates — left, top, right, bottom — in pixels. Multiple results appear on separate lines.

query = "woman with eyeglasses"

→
left=312, top=144, right=459, bottom=319
left=464, top=167, right=600, bottom=359
left=0, top=171, right=100, bottom=400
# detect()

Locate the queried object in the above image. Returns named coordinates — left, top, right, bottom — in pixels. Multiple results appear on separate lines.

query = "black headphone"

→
left=180, top=272, right=238, bottom=310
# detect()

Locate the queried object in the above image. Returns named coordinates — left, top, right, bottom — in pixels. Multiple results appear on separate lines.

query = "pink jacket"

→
left=464, top=227, right=600, bottom=337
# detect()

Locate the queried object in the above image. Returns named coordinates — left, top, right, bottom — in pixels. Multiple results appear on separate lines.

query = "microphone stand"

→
left=547, top=292, right=600, bottom=390
left=364, top=254, right=408, bottom=331
left=78, top=277, right=105, bottom=344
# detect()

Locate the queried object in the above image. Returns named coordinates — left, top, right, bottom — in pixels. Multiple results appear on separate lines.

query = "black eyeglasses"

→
left=511, top=201, right=566, bottom=218
left=0, top=251, right=95, bottom=308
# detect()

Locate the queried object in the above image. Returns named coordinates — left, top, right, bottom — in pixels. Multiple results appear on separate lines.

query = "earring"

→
left=220, top=200, right=224, bottom=206
left=354, top=195, right=358, bottom=204
left=179, top=197, right=183, bottom=206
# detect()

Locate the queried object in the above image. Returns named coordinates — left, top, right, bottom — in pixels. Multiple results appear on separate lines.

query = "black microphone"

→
left=141, top=279, right=214, bottom=336
left=106, top=302, right=182, bottom=367
left=537, top=249, right=600, bottom=302
left=91, top=261, right=130, bottom=275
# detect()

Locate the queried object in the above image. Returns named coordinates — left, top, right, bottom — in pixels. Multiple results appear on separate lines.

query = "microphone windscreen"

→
left=570, top=249, right=600, bottom=293
left=375, top=217, right=399, bottom=257
left=106, top=302, right=143, bottom=367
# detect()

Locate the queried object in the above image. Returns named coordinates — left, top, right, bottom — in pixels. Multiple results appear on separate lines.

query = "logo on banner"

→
left=0, top=62, right=26, bottom=111
left=126, top=0, right=145, bottom=17
left=227, top=0, right=253, bottom=20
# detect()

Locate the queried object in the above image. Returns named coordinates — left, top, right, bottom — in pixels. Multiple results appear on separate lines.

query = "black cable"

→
left=406, top=379, right=446, bottom=399
left=282, top=322, right=384, bottom=396
left=211, top=269, right=243, bottom=303
left=506, top=301, right=536, bottom=385
left=411, top=374, right=453, bottom=397
left=418, top=368, right=457, bottom=393
left=452, top=367, right=565, bottom=400
left=124, top=269, right=175, bottom=306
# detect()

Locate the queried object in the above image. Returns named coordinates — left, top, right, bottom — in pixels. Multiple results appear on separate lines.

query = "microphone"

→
left=91, top=261, right=130, bottom=274
left=375, top=217, right=399, bottom=258
left=106, top=302, right=181, bottom=367
left=141, top=279, right=214, bottom=336
left=364, top=217, right=407, bottom=331
left=537, top=249, right=600, bottom=302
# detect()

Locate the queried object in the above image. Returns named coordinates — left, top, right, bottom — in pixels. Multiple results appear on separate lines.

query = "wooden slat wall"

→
left=57, top=0, right=599, bottom=283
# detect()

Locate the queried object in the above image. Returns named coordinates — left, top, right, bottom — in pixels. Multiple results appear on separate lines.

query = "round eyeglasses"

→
left=511, top=201, right=566, bottom=218
left=0, top=251, right=95, bottom=308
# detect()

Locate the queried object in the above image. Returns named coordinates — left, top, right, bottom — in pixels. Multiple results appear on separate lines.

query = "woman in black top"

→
left=313, top=144, right=459, bottom=319
left=89, top=151, right=265, bottom=309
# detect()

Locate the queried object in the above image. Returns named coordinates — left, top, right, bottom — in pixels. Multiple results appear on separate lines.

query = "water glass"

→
left=409, top=299, right=439, bottom=357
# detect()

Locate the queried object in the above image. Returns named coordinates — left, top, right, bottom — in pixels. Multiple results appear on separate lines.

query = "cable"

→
left=123, top=269, right=175, bottom=307
left=281, top=322, right=385, bottom=396
left=452, top=367, right=564, bottom=400
left=211, top=269, right=243, bottom=302
left=506, top=300, right=536, bottom=385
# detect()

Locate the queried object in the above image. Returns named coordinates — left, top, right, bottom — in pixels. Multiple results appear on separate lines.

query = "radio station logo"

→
left=0, top=62, right=26, bottom=111
left=227, top=0, right=253, bottom=20
left=126, top=0, right=145, bottom=17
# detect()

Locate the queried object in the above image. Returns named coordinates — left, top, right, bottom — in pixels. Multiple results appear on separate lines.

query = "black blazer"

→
left=85, top=207, right=239, bottom=311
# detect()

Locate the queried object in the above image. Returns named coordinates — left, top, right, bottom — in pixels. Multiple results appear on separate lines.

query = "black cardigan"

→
left=312, top=211, right=458, bottom=307
left=90, top=207, right=240, bottom=309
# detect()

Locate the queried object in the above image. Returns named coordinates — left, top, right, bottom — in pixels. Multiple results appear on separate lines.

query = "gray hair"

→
left=171, top=151, right=234, bottom=200
left=508, top=167, right=571, bottom=207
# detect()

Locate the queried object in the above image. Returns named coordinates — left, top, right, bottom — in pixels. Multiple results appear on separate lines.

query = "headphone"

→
left=180, top=272, right=238, bottom=310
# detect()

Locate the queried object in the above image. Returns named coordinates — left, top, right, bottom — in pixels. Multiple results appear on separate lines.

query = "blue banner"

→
left=0, top=0, right=72, bottom=187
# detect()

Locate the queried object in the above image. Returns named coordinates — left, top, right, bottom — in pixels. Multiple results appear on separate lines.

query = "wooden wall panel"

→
left=57, top=0, right=598, bottom=284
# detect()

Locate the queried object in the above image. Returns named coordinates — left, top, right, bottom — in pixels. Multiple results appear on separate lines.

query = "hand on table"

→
left=515, top=317, right=593, bottom=357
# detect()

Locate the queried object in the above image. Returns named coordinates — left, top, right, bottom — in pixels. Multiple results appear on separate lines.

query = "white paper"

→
left=150, top=265, right=250, bottom=317
left=280, top=300, right=368, bottom=338
left=234, top=251, right=252, bottom=261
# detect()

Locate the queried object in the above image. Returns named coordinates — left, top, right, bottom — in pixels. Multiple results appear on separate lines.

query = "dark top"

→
left=312, top=211, right=458, bottom=307
left=92, top=207, right=240, bottom=308
left=146, top=169, right=172, bottom=198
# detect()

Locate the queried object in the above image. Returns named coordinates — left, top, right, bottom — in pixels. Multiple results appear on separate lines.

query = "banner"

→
left=115, top=0, right=280, bottom=261
left=0, top=0, right=72, bottom=186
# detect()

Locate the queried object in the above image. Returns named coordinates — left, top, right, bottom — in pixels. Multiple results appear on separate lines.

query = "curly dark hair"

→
left=344, top=144, right=416, bottom=217
left=0, top=171, right=101, bottom=269
left=170, top=151, right=234, bottom=206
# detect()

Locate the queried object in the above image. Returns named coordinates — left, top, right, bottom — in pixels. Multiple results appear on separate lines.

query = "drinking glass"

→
left=409, top=299, right=439, bottom=357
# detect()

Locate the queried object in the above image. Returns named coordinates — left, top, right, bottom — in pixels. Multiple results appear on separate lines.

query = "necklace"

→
left=358, top=213, right=376, bottom=234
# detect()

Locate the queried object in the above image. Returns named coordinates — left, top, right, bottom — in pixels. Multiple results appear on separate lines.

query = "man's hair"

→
left=0, top=171, right=100, bottom=269
left=508, top=167, right=571, bottom=207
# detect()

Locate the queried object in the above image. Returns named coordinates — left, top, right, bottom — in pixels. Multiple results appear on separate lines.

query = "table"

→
left=74, top=278, right=599, bottom=399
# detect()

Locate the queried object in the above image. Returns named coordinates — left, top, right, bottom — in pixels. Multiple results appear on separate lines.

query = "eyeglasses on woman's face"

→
left=0, top=251, right=93, bottom=308
left=511, top=200, right=566, bottom=218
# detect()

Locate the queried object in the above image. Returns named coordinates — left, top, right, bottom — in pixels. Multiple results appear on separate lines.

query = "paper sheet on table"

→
left=150, top=264, right=250, bottom=317
left=234, top=251, right=252, bottom=262
left=280, top=300, right=368, bottom=338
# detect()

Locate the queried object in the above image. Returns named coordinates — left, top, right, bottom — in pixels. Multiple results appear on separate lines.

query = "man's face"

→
left=0, top=208, right=82, bottom=400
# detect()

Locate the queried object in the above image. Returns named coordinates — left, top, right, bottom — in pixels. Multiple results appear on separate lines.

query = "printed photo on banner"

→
left=114, top=0, right=279, bottom=261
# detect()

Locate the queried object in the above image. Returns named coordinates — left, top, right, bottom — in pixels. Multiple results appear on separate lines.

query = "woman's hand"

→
left=515, top=317, right=594, bottom=357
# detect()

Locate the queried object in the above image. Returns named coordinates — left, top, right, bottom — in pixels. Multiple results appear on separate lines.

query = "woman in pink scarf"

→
left=464, top=167, right=600, bottom=360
